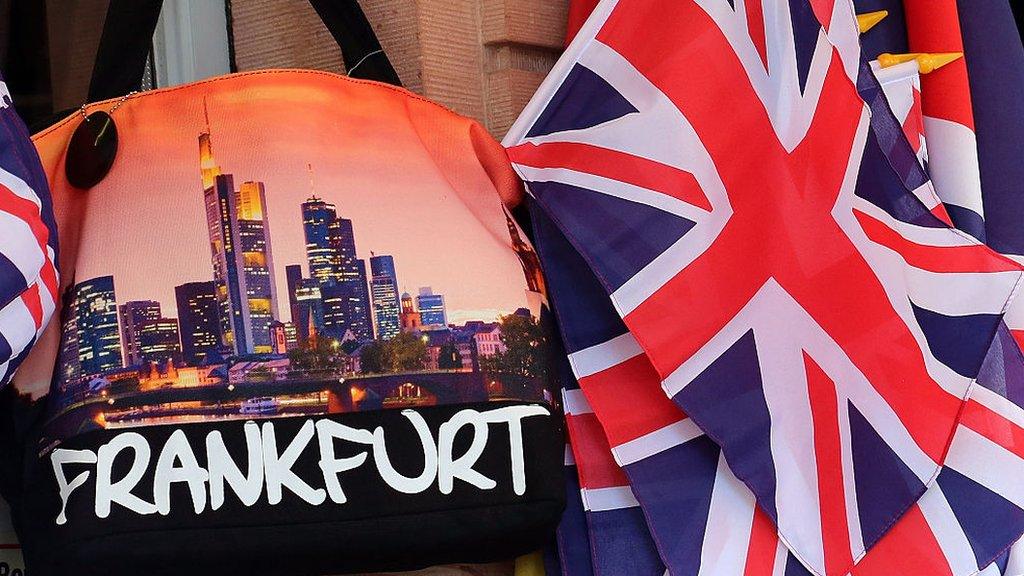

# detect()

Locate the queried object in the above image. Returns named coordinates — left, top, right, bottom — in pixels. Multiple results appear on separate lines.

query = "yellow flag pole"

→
left=877, top=52, right=964, bottom=74
left=857, top=10, right=888, bottom=33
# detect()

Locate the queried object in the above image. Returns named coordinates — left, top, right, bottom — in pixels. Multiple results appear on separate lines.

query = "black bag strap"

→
left=88, top=0, right=400, bottom=102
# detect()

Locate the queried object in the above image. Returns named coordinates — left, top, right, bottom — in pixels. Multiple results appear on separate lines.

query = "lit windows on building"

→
left=72, top=276, right=123, bottom=378
left=175, top=281, right=222, bottom=366
left=416, top=286, right=447, bottom=327
left=119, top=300, right=161, bottom=366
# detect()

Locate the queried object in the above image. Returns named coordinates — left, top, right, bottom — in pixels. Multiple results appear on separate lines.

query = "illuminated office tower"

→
left=137, top=318, right=182, bottom=366
left=285, top=264, right=303, bottom=324
left=416, top=287, right=447, bottom=327
left=73, top=276, right=122, bottom=377
left=119, top=300, right=161, bottom=366
left=236, top=181, right=279, bottom=353
left=301, top=197, right=338, bottom=285
left=57, top=301, right=81, bottom=386
left=327, top=217, right=373, bottom=340
left=302, top=197, right=373, bottom=341
left=175, top=281, right=222, bottom=365
left=370, top=254, right=400, bottom=340
left=200, top=116, right=278, bottom=355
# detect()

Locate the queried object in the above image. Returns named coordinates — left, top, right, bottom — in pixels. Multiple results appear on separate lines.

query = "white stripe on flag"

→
left=922, top=116, right=985, bottom=219
left=852, top=196, right=985, bottom=248
left=612, top=418, right=703, bottom=466
left=0, top=295, right=35, bottom=362
left=0, top=166, right=42, bottom=207
left=696, top=452, right=758, bottom=576
left=902, top=266, right=1023, bottom=317
left=563, top=388, right=594, bottom=416
left=917, top=482, right=979, bottom=575
left=568, top=332, right=643, bottom=378
left=944, top=425, right=1024, bottom=510
left=581, top=486, right=639, bottom=512
left=872, top=60, right=919, bottom=119
left=0, top=210, right=42, bottom=283
left=515, top=164, right=710, bottom=224
left=969, top=385, right=1024, bottom=429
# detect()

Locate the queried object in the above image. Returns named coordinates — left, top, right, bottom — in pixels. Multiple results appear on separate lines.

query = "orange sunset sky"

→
left=41, top=72, right=532, bottom=326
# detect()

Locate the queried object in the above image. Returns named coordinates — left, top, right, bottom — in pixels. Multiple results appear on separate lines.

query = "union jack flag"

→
left=0, top=78, right=59, bottom=388
left=505, top=1, right=1024, bottom=574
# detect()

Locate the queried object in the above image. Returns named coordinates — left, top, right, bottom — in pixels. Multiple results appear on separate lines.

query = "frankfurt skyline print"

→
left=33, top=77, right=551, bottom=439
left=62, top=90, right=533, bottom=333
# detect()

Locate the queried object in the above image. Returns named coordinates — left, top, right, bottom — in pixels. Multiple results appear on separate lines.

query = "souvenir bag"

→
left=4, top=2, right=564, bottom=574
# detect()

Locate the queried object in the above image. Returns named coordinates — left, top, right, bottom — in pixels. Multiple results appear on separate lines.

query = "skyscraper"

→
left=416, top=287, right=447, bottom=327
left=285, top=264, right=303, bottom=323
left=354, top=259, right=373, bottom=339
left=370, top=254, right=399, bottom=301
left=57, top=301, right=81, bottom=387
left=301, top=197, right=338, bottom=285
left=294, top=279, right=325, bottom=344
left=175, top=281, right=222, bottom=365
left=236, top=181, right=279, bottom=352
left=327, top=217, right=373, bottom=340
left=301, top=198, right=373, bottom=341
left=200, top=119, right=278, bottom=355
left=119, top=300, right=161, bottom=366
left=73, top=276, right=122, bottom=378
left=370, top=254, right=400, bottom=340
left=137, top=318, right=182, bottom=365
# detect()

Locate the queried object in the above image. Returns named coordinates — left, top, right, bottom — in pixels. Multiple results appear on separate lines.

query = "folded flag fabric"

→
left=565, top=0, right=600, bottom=45
left=900, top=0, right=986, bottom=241
left=0, top=78, right=58, bottom=388
left=869, top=58, right=952, bottom=225
left=504, top=0, right=1024, bottom=574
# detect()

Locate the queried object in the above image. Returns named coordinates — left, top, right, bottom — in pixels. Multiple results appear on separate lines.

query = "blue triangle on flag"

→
left=726, top=0, right=736, bottom=9
left=785, top=554, right=813, bottom=576
left=788, top=0, right=821, bottom=94
left=937, top=466, right=1024, bottom=570
left=977, top=323, right=1024, bottom=410
left=531, top=180, right=695, bottom=292
left=910, top=301, right=1001, bottom=379
left=673, top=330, right=779, bottom=523
left=625, top=435, right=720, bottom=574
left=529, top=200, right=630, bottom=353
left=854, top=129, right=944, bottom=228
left=849, top=401, right=926, bottom=549
left=943, top=202, right=987, bottom=243
left=526, top=63, right=639, bottom=138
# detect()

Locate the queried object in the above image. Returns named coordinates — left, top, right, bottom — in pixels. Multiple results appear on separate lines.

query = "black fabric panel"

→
left=87, top=0, right=163, bottom=102
left=88, top=0, right=400, bottom=102
left=18, top=400, right=564, bottom=576
left=307, top=0, right=402, bottom=86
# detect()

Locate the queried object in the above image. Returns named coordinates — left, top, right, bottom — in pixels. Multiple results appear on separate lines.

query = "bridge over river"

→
left=45, top=370, right=497, bottom=440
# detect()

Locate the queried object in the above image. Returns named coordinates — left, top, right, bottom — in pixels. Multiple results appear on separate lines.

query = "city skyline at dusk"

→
left=64, top=85, right=533, bottom=330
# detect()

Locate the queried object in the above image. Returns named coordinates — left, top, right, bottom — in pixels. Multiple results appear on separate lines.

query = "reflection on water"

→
left=103, top=393, right=330, bottom=429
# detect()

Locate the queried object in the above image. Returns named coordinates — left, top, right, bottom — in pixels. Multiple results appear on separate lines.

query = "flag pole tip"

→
left=878, top=52, right=963, bottom=73
left=857, top=10, right=888, bottom=33
left=920, top=52, right=964, bottom=73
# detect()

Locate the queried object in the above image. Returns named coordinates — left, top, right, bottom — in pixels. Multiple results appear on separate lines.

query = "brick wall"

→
left=231, top=0, right=567, bottom=138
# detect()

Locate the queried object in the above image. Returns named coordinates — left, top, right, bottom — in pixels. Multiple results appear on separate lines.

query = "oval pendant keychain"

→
left=65, top=91, right=135, bottom=189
